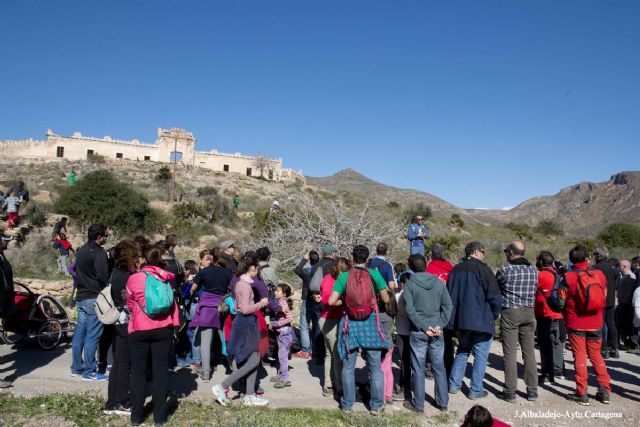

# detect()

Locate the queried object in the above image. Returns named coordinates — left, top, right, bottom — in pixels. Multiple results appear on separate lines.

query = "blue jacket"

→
left=407, top=223, right=429, bottom=248
left=447, top=257, right=501, bottom=335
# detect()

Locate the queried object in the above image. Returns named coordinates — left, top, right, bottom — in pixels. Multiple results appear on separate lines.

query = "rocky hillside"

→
left=465, top=172, right=640, bottom=235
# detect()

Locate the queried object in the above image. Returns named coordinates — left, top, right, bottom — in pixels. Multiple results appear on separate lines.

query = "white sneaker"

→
left=211, top=384, right=231, bottom=407
left=243, top=394, right=269, bottom=407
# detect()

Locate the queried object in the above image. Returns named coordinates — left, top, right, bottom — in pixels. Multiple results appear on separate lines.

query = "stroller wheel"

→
left=1, top=320, right=26, bottom=345
left=38, top=319, right=62, bottom=350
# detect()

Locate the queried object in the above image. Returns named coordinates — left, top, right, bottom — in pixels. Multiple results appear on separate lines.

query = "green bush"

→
left=569, top=238, right=597, bottom=253
left=196, top=186, right=218, bottom=197
left=534, top=219, right=564, bottom=237
left=155, top=166, right=172, bottom=183
left=54, top=170, right=157, bottom=235
left=430, top=234, right=461, bottom=253
left=597, top=223, right=640, bottom=248
left=404, top=203, right=432, bottom=224
left=387, top=201, right=400, bottom=209
left=87, top=152, right=106, bottom=164
left=449, top=213, right=465, bottom=228
left=24, top=203, right=48, bottom=227
left=505, top=222, right=532, bottom=240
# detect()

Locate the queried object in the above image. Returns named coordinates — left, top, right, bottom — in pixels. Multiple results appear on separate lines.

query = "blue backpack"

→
left=139, top=272, right=174, bottom=317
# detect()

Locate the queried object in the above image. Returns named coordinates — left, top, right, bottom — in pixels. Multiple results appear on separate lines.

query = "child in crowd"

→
left=461, top=405, right=511, bottom=427
left=52, top=233, right=75, bottom=275
left=393, top=271, right=413, bottom=401
left=270, top=283, right=295, bottom=388
left=308, top=290, right=325, bottom=359
left=176, top=260, right=200, bottom=370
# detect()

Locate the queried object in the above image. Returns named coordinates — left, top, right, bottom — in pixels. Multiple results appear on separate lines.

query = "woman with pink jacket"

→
left=126, top=246, right=180, bottom=426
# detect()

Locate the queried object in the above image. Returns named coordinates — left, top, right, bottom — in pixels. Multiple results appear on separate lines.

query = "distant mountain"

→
left=306, top=169, right=460, bottom=213
left=309, top=169, right=640, bottom=235
left=465, top=172, right=640, bottom=235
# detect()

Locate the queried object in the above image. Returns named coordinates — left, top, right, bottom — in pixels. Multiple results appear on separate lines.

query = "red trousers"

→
left=568, top=331, right=611, bottom=396
left=7, top=212, right=19, bottom=229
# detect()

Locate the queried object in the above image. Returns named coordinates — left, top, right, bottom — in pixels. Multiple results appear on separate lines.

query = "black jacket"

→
left=75, top=241, right=109, bottom=301
left=110, top=266, right=131, bottom=310
left=593, top=259, right=619, bottom=307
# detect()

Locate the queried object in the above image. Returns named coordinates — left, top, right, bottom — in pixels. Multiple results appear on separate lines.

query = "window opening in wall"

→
left=87, top=149, right=94, bottom=156
left=223, top=164, right=230, bottom=172
left=170, top=151, right=183, bottom=162
left=144, top=156, right=151, bottom=161
left=116, top=153, right=123, bottom=159
left=56, top=147, right=64, bottom=158
left=246, top=167, right=252, bottom=176
left=268, top=170, right=274, bottom=180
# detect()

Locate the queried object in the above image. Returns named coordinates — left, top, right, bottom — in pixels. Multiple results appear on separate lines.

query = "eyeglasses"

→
left=478, top=249, right=486, bottom=255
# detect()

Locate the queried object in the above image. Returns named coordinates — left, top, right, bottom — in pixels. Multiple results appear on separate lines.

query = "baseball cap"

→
left=593, top=246, right=609, bottom=258
left=322, top=244, right=337, bottom=255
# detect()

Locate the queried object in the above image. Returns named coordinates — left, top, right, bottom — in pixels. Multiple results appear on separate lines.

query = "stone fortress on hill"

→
left=0, top=128, right=304, bottom=182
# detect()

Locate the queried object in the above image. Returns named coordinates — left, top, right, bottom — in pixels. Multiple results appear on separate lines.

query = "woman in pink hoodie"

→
left=126, top=246, right=180, bottom=426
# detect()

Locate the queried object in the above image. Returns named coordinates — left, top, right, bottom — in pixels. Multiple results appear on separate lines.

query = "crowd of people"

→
left=1, top=218, right=640, bottom=426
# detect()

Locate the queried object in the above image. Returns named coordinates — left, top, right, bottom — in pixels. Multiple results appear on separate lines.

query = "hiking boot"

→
left=569, top=392, right=590, bottom=406
left=596, top=390, right=611, bottom=404
left=609, top=350, right=620, bottom=359
left=539, top=374, right=555, bottom=384
left=601, top=349, right=610, bottom=359
left=273, top=380, right=291, bottom=388
left=0, top=379, right=11, bottom=389
left=468, top=390, right=489, bottom=400
left=211, top=384, right=231, bottom=407
left=200, top=371, right=210, bottom=383
left=341, top=408, right=352, bottom=415
left=369, top=406, right=385, bottom=416
left=497, top=391, right=516, bottom=403
left=392, top=391, right=405, bottom=401
left=527, top=391, right=539, bottom=401
left=403, top=400, right=422, bottom=413
left=82, top=372, right=108, bottom=382
left=270, top=375, right=280, bottom=383
left=243, top=394, right=269, bottom=407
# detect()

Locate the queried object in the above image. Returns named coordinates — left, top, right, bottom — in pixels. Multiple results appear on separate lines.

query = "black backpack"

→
left=538, top=268, right=568, bottom=313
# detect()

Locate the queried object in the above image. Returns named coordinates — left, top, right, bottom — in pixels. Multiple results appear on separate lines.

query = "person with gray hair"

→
left=593, top=246, right=620, bottom=359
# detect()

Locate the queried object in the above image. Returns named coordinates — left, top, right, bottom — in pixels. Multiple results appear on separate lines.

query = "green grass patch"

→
left=0, top=392, right=424, bottom=427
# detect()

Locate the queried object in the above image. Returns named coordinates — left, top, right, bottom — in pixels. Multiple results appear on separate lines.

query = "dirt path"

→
left=1, top=337, right=639, bottom=426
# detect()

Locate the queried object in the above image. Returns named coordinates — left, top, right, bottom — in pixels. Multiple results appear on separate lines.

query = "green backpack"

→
left=139, top=272, right=174, bottom=317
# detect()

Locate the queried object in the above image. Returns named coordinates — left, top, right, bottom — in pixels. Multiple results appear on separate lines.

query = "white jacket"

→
left=633, top=287, right=640, bottom=328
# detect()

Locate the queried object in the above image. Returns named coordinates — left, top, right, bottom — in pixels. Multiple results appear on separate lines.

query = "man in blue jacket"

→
left=447, top=242, right=502, bottom=400
left=407, top=215, right=429, bottom=256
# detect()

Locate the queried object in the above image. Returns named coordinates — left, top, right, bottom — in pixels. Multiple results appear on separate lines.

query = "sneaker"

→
left=255, top=386, right=265, bottom=395
left=243, top=394, right=269, bottom=407
left=527, top=391, right=538, bottom=401
left=601, top=350, right=610, bottom=360
left=609, top=350, right=620, bottom=359
left=82, top=372, right=108, bottom=382
left=103, top=404, right=131, bottom=416
left=270, top=375, right=280, bottom=383
left=273, top=380, right=291, bottom=388
left=292, top=351, right=311, bottom=359
left=497, top=391, right=516, bottom=403
left=70, top=371, right=82, bottom=378
left=569, top=392, right=589, bottom=405
left=211, top=384, right=231, bottom=407
left=385, top=399, right=393, bottom=405
left=469, top=390, right=489, bottom=400
left=448, top=387, right=460, bottom=395
left=538, top=374, right=555, bottom=384
left=437, top=405, right=448, bottom=412
left=200, top=372, right=210, bottom=383
left=369, top=406, right=385, bottom=416
left=322, top=385, right=333, bottom=396
left=392, top=391, right=405, bottom=402
left=0, top=380, right=12, bottom=389
left=596, top=390, right=611, bottom=404
left=403, top=400, right=422, bottom=413
left=341, top=408, right=352, bottom=415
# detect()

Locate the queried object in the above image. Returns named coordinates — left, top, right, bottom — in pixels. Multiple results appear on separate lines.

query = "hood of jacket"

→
left=408, top=271, right=442, bottom=290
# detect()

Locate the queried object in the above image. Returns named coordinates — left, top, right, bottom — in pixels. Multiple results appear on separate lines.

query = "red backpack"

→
left=344, top=268, right=376, bottom=320
left=574, top=268, right=607, bottom=313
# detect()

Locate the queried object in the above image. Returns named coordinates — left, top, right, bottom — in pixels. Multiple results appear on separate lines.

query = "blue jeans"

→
left=341, top=349, right=384, bottom=411
left=410, top=331, right=448, bottom=410
left=177, top=304, right=201, bottom=367
left=410, top=245, right=425, bottom=256
left=448, top=330, right=493, bottom=397
left=71, top=298, right=104, bottom=376
left=299, top=299, right=319, bottom=353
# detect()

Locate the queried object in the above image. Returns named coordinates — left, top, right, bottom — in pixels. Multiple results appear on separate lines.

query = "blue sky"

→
left=1, top=1, right=639, bottom=209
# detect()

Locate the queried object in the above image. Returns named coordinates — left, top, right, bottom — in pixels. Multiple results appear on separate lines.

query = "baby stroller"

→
left=0, top=281, right=74, bottom=350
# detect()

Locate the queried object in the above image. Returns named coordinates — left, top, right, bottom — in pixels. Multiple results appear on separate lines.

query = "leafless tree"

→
left=254, top=155, right=275, bottom=179
left=243, top=194, right=402, bottom=267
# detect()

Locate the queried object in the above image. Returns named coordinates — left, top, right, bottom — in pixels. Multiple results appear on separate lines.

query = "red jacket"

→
left=426, top=259, right=453, bottom=285
left=534, top=268, right=563, bottom=320
left=564, top=261, right=607, bottom=331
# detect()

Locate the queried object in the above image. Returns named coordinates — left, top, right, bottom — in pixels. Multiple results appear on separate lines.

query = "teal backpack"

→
left=139, top=271, right=174, bottom=317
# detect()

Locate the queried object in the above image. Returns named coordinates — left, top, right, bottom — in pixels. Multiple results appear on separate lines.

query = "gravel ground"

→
left=1, top=336, right=639, bottom=426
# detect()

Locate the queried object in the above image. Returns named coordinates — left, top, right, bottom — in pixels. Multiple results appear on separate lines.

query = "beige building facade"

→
left=0, top=128, right=304, bottom=182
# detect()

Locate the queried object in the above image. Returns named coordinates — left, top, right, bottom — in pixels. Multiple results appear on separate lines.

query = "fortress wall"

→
left=47, top=135, right=159, bottom=161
